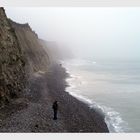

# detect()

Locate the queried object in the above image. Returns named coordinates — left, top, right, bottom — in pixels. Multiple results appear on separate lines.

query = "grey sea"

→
left=62, top=59, right=140, bottom=132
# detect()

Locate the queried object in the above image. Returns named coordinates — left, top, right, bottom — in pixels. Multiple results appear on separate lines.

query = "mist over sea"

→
left=62, top=59, right=140, bottom=132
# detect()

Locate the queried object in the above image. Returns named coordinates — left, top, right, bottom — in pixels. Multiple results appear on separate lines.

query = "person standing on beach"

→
left=52, top=101, right=58, bottom=120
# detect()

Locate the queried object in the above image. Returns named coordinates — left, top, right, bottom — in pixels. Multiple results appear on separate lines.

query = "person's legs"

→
left=53, top=110, right=57, bottom=120
left=55, top=110, right=57, bottom=119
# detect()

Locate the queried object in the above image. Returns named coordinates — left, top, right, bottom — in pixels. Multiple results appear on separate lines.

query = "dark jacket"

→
left=52, top=102, right=58, bottom=110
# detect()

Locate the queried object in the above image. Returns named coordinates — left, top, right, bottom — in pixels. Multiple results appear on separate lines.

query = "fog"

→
left=5, top=7, right=140, bottom=61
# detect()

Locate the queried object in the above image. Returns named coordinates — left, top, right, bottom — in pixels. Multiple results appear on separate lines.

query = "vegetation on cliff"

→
left=0, top=8, right=26, bottom=106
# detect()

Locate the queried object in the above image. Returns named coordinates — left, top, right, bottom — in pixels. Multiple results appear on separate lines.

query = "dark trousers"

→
left=53, top=109, right=57, bottom=120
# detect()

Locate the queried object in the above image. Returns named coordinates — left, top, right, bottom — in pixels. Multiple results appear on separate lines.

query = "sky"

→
left=5, top=7, right=140, bottom=61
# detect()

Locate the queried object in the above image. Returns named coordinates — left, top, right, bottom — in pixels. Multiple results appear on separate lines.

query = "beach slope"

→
left=0, top=63, right=109, bottom=132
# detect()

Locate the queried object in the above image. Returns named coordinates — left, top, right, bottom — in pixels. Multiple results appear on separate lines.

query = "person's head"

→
left=54, top=101, right=57, bottom=104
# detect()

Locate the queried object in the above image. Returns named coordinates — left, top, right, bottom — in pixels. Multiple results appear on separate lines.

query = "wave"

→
left=66, top=87, right=130, bottom=132
left=64, top=67, right=131, bottom=133
left=66, top=89, right=130, bottom=132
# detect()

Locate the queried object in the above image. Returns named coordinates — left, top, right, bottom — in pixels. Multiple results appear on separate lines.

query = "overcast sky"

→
left=5, top=7, right=140, bottom=60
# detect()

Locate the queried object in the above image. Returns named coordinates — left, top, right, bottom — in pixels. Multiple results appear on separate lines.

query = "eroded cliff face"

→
left=0, top=8, right=50, bottom=107
left=0, top=8, right=26, bottom=106
left=10, top=20, right=50, bottom=76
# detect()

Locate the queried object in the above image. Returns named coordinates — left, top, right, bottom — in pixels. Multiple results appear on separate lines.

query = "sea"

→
left=61, top=58, right=140, bottom=133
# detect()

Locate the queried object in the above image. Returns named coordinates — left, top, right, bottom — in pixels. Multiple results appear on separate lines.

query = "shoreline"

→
left=46, top=63, right=109, bottom=132
left=64, top=65, right=111, bottom=132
